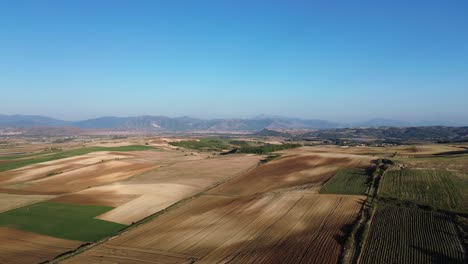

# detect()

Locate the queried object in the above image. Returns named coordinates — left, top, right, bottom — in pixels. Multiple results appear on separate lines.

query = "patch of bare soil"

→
left=0, top=227, right=82, bottom=264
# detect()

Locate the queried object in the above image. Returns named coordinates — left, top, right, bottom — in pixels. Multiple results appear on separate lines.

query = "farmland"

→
left=0, top=145, right=154, bottom=172
left=63, top=194, right=366, bottom=264
left=359, top=204, right=465, bottom=264
left=169, top=137, right=301, bottom=154
left=0, top=202, right=126, bottom=241
left=169, top=137, right=242, bottom=151
left=0, top=228, right=82, bottom=264
left=357, top=148, right=468, bottom=264
left=0, top=136, right=467, bottom=264
left=60, top=146, right=372, bottom=263
left=319, top=168, right=370, bottom=195
left=208, top=152, right=370, bottom=196
left=56, top=154, right=262, bottom=224
left=379, top=168, right=468, bottom=213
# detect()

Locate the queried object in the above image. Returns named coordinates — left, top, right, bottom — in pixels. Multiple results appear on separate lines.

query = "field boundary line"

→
left=47, top=155, right=265, bottom=263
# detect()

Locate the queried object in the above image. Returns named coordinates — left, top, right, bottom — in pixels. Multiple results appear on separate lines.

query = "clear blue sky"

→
left=1, top=0, right=467, bottom=123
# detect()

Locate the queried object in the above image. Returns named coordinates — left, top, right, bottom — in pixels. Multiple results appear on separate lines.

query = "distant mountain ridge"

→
left=0, top=114, right=339, bottom=131
left=0, top=114, right=71, bottom=128
left=0, top=114, right=466, bottom=132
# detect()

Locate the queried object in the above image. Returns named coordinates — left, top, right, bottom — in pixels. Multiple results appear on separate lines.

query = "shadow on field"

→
left=411, top=245, right=465, bottom=264
left=178, top=197, right=367, bottom=264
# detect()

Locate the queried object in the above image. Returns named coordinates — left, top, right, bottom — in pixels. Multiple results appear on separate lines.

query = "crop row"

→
left=359, top=204, right=465, bottom=264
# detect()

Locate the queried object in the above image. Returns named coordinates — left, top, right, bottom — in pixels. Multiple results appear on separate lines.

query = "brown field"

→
left=0, top=227, right=82, bottom=264
left=0, top=151, right=135, bottom=184
left=3, top=140, right=425, bottom=264
left=51, top=192, right=139, bottom=207
left=0, top=150, right=202, bottom=195
left=20, top=160, right=153, bottom=194
left=61, top=146, right=370, bottom=264
left=209, top=152, right=370, bottom=195
left=55, top=154, right=262, bottom=224
left=64, top=193, right=365, bottom=264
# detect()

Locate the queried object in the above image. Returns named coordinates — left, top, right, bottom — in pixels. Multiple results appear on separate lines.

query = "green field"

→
left=236, top=143, right=301, bottom=154
left=359, top=204, right=465, bottom=264
left=0, top=145, right=155, bottom=172
left=0, top=202, right=126, bottom=241
left=379, top=168, right=468, bottom=213
left=319, top=168, right=370, bottom=195
left=169, top=138, right=301, bottom=154
left=0, top=149, right=61, bottom=161
left=169, top=138, right=233, bottom=151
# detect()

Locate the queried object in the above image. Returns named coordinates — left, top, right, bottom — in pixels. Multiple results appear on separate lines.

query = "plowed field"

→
left=0, top=227, right=82, bottom=264
left=209, top=153, right=369, bottom=195
left=65, top=194, right=365, bottom=264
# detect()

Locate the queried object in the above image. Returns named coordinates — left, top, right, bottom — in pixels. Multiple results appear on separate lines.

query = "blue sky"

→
left=1, top=1, right=467, bottom=123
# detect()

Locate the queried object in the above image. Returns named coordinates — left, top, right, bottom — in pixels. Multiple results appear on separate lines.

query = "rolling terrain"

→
left=0, top=136, right=466, bottom=263
left=63, top=148, right=371, bottom=264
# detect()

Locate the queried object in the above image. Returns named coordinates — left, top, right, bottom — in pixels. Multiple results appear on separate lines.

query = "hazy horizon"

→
left=1, top=112, right=468, bottom=126
left=1, top=1, right=467, bottom=123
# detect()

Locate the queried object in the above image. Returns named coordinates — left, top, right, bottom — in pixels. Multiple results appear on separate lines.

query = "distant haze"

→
left=1, top=1, right=467, bottom=123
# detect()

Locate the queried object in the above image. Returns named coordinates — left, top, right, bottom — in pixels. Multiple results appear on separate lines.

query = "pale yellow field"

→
left=0, top=193, right=54, bottom=213
left=55, top=154, right=262, bottom=224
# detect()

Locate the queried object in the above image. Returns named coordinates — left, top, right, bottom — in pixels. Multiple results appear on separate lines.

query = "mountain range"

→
left=0, top=114, right=465, bottom=132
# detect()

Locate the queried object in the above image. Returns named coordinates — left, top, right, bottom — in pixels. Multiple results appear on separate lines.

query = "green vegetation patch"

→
left=236, top=143, right=301, bottom=154
left=0, top=149, right=60, bottom=161
left=379, top=168, right=468, bottom=213
left=0, top=145, right=155, bottom=172
left=169, top=138, right=231, bottom=151
left=0, top=202, right=126, bottom=241
left=360, top=203, right=465, bottom=264
left=319, top=168, right=370, bottom=195
left=169, top=138, right=300, bottom=154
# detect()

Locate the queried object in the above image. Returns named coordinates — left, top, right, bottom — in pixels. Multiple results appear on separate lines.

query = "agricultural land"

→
left=0, top=135, right=465, bottom=263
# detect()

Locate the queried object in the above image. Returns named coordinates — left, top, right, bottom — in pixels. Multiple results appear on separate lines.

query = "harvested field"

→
left=0, top=145, right=154, bottom=172
left=65, top=193, right=365, bottom=264
left=0, top=227, right=82, bottom=264
left=0, top=193, right=54, bottom=213
left=208, top=153, right=370, bottom=195
left=59, top=154, right=261, bottom=224
left=0, top=151, right=134, bottom=184
left=359, top=205, right=466, bottom=264
left=51, top=192, right=139, bottom=207
left=280, top=145, right=467, bottom=157
left=12, top=160, right=154, bottom=194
